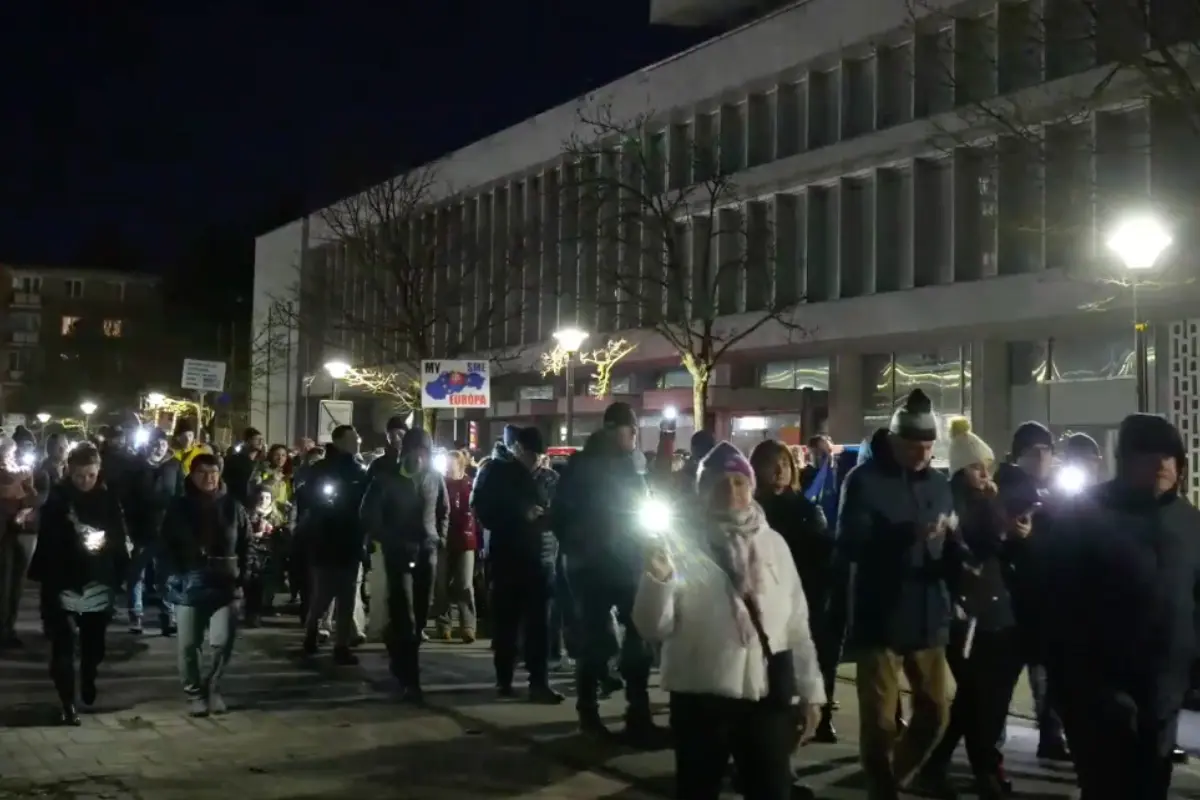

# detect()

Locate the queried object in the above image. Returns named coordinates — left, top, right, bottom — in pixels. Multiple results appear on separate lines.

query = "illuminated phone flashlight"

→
left=82, top=526, right=106, bottom=552
left=322, top=482, right=336, bottom=499
left=638, top=497, right=672, bottom=537
left=1056, top=464, right=1087, bottom=495
left=134, top=427, right=151, bottom=447
left=432, top=450, right=448, bottom=474
left=663, top=405, right=678, bottom=421
left=20, top=451, right=36, bottom=468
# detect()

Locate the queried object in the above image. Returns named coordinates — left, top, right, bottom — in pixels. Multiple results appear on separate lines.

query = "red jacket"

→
left=444, top=476, right=477, bottom=551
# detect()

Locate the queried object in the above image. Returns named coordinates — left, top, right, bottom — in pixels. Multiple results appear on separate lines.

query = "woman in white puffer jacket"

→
left=632, top=441, right=825, bottom=800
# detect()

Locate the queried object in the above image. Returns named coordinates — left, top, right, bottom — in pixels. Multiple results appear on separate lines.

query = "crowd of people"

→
left=0, top=392, right=1195, bottom=799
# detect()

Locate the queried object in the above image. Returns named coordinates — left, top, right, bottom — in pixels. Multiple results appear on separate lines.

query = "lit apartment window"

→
left=103, top=319, right=123, bottom=337
left=61, top=315, right=80, bottom=335
left=65, top=279, right=83, bottom=299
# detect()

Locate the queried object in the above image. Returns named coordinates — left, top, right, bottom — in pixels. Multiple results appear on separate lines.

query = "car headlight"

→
left=1056, top=464, right=1087, bottom=495
left=638, top=498, right=672, bottom=535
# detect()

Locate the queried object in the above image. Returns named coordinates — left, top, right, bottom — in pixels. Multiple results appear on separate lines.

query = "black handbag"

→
left=712, top=545, right=797, bottom=708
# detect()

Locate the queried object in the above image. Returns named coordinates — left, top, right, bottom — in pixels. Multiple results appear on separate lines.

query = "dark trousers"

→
left=242, top=563, right=275, bottom=618
left=1028, top=663, right=1064, bottom=745
left=548, top=552, right=575, bottom=661
left=492, top=559, right=553, bottom=687
left=46, top=607, right=109, bottom=707
left=670, top=692, right=794, bottom=800
left=925, top=624, right=1023, bottom=779
left=383, top=549, right=436, bottom=687
left=1060, top=695, right=1174, bottom=799
left=817, top=563, right=850, bottom=706
left=291, top=538, right=311, bottom=620
left=570, top=569, right=653, bottom=718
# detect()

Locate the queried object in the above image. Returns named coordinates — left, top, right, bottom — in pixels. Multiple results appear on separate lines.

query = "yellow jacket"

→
left=174, top=444, right=212, bottom=475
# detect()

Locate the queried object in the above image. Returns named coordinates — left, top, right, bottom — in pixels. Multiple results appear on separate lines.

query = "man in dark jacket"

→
left=365, top=415, right=409, bottom=480
left=839, top=388, right=956, bottom=798
left=551, top=402, right=657, bottom=742
left=126, top=429, right=183, bottom=635
left=299, top=424, right=369, bottom=665
left=221, top=427, right=265, bottom=507
left=471, top=425, right=521, bottom=557
left=159, top=453, right=249, bottom=717
left=360, top=427, right=447, bottom=699
left=997, top=420, right=1069, bottom=761
left=473, top=426, right=564, bottom=703
left=1043, top=414, right=1200, bottom=799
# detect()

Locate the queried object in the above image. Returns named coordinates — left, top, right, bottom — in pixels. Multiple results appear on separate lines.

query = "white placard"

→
left=180, top=359, right=227, bottom=392
left=419, top=359, right=490, bottom=410
left=317, top=399, right=354, bottom=443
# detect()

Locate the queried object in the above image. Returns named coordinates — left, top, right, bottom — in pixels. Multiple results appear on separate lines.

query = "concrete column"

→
left=969, top=339, right=1011, bottom=459
left=827, top=352, right=863, bottom=442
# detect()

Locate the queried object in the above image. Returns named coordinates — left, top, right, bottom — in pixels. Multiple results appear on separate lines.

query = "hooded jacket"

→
left=360, top=431, right=448, bottom=561
left=473, top=454, right=557, bottom=567
left=838, top=435, right=957, bottom=653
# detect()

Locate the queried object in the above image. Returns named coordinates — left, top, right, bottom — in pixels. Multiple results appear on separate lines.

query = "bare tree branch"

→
left=541, top=338, right=638, bottom=399
left=561, top=104, right=807, bottom=421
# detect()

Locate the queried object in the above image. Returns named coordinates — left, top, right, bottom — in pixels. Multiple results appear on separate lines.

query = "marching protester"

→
left=300, top=424, right=369, bottom=665
left=996, top=420, right=1070, bottom=761
left=244, top=487, right=286, bottom=625
left=838, top=389, right=956, bottom=799
left=360, top=426, right=445, bottom=698
left=27, top=444, right=128, bottom=724
left=126, top=428, right=182, bottom=635
left=632, top=441, right=824, bottom=799
left=552, top=402, right=659, bottom=743
left=915, top=418, right=1023, bottom=799
left=431, top=449, right=477, bottom=643
left=289, top=444, right=324, bottom=613
left=1042, top=413, right=1200, bottom=798
left=172, top=420, right=211, bottom=476
left=160, top=452, right=249, bottom=716
left=0, top=438, right=37, bottom=649
left=222, top=427, right=265, bottom=506
left=34, top=432, right=69, bottom=505
left=473, top=426, right=563, bottom=703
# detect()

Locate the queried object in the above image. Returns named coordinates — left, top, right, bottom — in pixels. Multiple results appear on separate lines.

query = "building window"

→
left=61, top=315, right=80, bottom=335
left=103, top=319, right=123, bottom=337
left=657, top=369, right=693, bottom=389
left=12, top=276, right=41, bottom=293
left=65, top=279, right=83, bottom=299
left=11, top=314, right=38, bottom=332
left=517, top=385, right=554, bottom=401
left=758, top=358, right=830, bottom=391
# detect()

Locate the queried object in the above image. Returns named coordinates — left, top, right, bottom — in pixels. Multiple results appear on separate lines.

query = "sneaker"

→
left=128, top=615, right=144, bottom=635
left=459, top=629, right=476, bottom=644
left=317, top=629, right=331, bottom=645
left=208, top=691, right=228, bottom=715
left=332, top=647, right=359, bottom=666
left=187, top=696, right=209, bottom=717
left=60, top=703, right=81, bottom=726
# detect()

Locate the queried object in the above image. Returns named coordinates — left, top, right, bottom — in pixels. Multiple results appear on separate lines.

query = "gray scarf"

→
left=708, top=501, right=766, bottom=645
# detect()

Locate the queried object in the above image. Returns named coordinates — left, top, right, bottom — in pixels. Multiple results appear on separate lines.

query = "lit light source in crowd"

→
left=1106, top=214, right=1172, bottom=271
left=432, top=451, right=448, bottom=474
left=638, top=497, right=672, bottom=537
left=1056, top=464, right=1087, bottom=495
left=146, top=392, right=166, bottom=407
left=552, top=327, right=588, bottom=353
left=35, top=412, right=50, bottom=424
left=20, top=452, right=36, bottom=467
left=79, top=401, right=98, bottom=416
left=322, top=482, right=336, bottom=498
left=134, top=427, right=151, bottom=447
left=324, top=360, right=351, bottom=380
left=82, top=526, right=106, bottom=552
left=663, top=405, right=678, bottom=421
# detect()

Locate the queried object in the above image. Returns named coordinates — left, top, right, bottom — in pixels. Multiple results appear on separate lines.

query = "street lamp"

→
left=553, top=327, right=589, bottom=446
left=79, top=401, right=98, bottom=435
left=146, top=392, right=166, bottom=407
left=1107, top=214, right=1172, bottom=413
left=324, top=360, right=351, bottom=399
left=35, top=412, right=50, bottom=425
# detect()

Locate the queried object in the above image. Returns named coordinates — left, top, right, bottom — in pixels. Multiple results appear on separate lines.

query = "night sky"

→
left=0, top=1, right=708, bottom=296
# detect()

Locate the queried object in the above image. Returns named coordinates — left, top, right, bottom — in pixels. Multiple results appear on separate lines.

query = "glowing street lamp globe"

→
left=552, top=327, right=588, bottom=353
left=79, top=401, right=98, bottom=416
left=146, top=392, right=166, bottom=407
left=324, top=360, right=351, bottom=380
left=35, top=412, right=50, bottom=424
left=1107, top=214, right=1172, bottom=271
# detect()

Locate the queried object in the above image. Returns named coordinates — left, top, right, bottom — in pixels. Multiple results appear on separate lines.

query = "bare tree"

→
left=541, top=338, right=638, bottom=399
left=561, top=105, right=803, bottom=424
left=906, top=0, right=1199, bottom=308
left=278, top=167, right=535, bottom=431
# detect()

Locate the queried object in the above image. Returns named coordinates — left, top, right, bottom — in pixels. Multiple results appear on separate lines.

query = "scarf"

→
left=708, top=501, right=766, bottom=646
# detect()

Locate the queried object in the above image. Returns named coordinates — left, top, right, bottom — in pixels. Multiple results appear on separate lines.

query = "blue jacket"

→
left=838, top=443, right=957, bottom=653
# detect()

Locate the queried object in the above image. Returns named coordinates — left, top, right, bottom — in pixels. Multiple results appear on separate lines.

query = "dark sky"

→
left=0, top=2, right=707, bottom=284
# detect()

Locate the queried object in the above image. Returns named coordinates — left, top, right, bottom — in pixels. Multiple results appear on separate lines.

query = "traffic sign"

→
left=317, top=399, right=354, bottom=443
left=180, top=359, right=227, bottom=392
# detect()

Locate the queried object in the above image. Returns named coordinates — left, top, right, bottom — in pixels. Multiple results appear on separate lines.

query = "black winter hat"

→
left=515, top=426, right=546, bottom=455
left=603, top=401, right=638, bottom=429
left=1063, top=432, right=1101, bottom=460
left=400, top=427, right=432, bottom=454
left=690, top=430, right=717, bottom=460
left=1116, top=413, right=1185, bottom=467
left=888, top=388, right=938, bottom=442
left=385, top=415, right=409, bottom=433
left=1011, top=421, right=1053, bottom=459
left=243, top=427, right=262, bottom=440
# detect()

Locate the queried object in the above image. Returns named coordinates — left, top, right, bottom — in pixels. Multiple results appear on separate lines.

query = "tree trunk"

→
left=421, top=407, right=439, bottom=436
left=692, top=378, right=711, bottom=433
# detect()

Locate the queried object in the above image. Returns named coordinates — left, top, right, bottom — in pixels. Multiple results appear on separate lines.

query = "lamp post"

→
left=35, top=412, right=50, bottom=425
left=553, top=327, right=588, bottom=446
left=1106, top=214, right=1172, bottom=413
left=146, top=392, right=166, bottom=407
left=324, top=360, right=351, bottom=400
left=79, top=401, right=98, bottom=436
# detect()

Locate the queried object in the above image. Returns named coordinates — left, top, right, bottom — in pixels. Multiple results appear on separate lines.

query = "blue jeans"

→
left=128, top=544, right=175, bottom=623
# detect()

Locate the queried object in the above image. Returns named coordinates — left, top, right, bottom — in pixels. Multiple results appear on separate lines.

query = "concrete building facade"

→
left=252, top=0, right=1200, bottom=486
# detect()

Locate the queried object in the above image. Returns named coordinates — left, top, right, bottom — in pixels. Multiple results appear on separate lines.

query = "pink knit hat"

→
left=696, top=441, right=756, bottom=495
